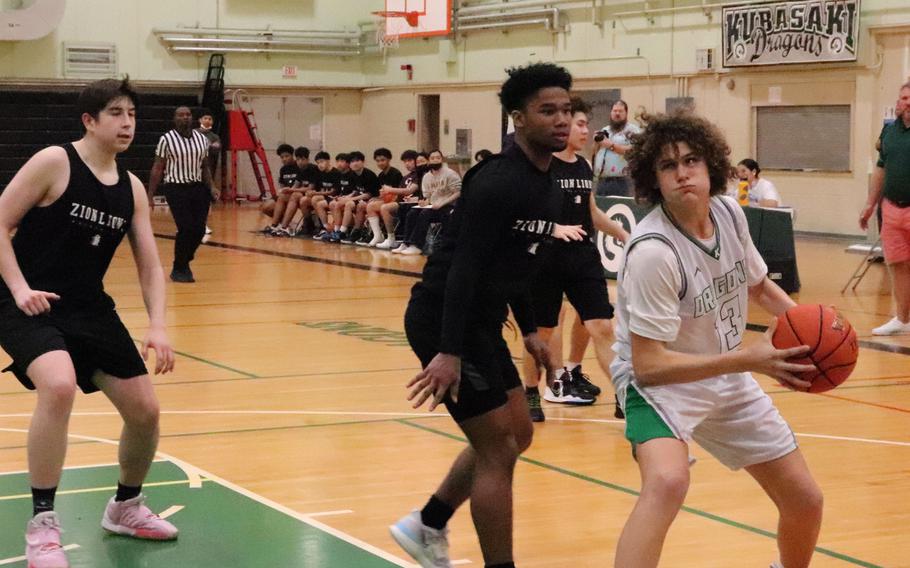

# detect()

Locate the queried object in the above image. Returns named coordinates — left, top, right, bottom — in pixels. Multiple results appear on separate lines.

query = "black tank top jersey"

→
left=0, top=144, right=134, bottom=309
left=551, top=154, right=595, bottom=241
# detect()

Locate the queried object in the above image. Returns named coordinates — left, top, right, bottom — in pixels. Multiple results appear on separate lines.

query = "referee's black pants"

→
left=163, top=183, right=210, bottom=271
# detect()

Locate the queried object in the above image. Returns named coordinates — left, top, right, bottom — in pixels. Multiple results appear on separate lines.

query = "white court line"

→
left=452, top=560, right=473, bottom=565
left=303, top=509, right=354, bottom=518
left=6, top=410, right=908, bottom=449
left=793, top=432, right=910, bottom=447
left=0, top=479, right=199, bottom=502
left=0, top=410, right=449, bottom=418
left=548, top=417, right=625, bottom=425
left=0, top=544, right=81, bottom=565
left=0, top=428, right=203, bottom=489
left=546, top=417, right=910, bottom=448
left=0, top=427, right=412, bottom=567
left=159, top=505, right=184, bottom=519
left=0, top=459, right=167, bottom=478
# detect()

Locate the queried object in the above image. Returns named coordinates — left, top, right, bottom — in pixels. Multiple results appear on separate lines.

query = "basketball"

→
left=771, top=304, right=858, bottom=392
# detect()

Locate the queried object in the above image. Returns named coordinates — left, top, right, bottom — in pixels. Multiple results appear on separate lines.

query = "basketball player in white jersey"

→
left=610, top=112, right=823, bottom=568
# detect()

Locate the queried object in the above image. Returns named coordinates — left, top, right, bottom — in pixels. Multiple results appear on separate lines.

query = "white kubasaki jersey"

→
left=610, top=195, right=767, bottom=392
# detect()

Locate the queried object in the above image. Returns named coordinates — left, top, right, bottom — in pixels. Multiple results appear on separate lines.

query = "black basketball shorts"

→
left=532, top=243, right=614, bottom=329
left=404, top=291, right=521, bottom=423
left=0, top=298, right=148, bottom=394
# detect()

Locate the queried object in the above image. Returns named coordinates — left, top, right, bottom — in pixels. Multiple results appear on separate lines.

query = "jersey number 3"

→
left=718, top=298, right=743, bottom=351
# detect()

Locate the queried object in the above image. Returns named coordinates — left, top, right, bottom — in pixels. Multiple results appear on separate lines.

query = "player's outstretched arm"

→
left=0, top=147, right=67, bottom=315
left=127, top=173, right=175, bottom=374
left=589, top=193, right=629, bottom=243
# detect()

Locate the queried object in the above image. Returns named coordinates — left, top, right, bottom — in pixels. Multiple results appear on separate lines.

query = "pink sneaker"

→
left=101, top=495, right=178, bottom=540
left=25, top=512, right=69, bottom=568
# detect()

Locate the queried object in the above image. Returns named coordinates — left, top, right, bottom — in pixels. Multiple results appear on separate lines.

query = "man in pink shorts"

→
left=861, top=82, right=910, bottom=335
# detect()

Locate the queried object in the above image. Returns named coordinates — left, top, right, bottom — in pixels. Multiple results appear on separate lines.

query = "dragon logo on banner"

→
left=723, top=0, right=859, bottom=67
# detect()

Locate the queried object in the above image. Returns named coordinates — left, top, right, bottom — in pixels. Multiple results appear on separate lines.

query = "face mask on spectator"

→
left=428, top=163, right=443, bottom=170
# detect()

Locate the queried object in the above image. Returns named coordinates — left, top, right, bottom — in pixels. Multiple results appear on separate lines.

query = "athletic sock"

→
left=32, top=486, right=57, bottom=516
left=368, top=216, right=382, bottom=236
left=115, top=482, right=142, bottom=502
left=420, top=494, right=455, bottom=531
left=567, top=362, right=581, bottom=372
left=525, top=386, right=538, bottom=395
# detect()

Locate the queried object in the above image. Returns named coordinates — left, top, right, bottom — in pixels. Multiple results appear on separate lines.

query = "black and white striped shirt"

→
left=155, top=129, right=210, bottom=184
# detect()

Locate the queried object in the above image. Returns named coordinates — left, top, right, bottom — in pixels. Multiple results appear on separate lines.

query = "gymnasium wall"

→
left=2, top=0, right=910, bottom=234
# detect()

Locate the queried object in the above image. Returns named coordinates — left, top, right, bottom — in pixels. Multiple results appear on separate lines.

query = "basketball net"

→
left=374, top=13, right=401, bottom=55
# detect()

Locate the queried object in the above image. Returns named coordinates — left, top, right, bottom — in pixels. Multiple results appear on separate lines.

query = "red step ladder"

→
left=223, top=89, right=276, bottom=202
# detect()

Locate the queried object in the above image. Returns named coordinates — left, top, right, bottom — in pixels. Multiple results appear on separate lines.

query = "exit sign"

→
left=282, top=65, right=298, bottom=79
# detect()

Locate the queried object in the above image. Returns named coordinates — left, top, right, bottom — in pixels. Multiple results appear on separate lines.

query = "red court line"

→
left=843, top=374, right=910, bottom=383
left=819, top=392, right=910, bottom=414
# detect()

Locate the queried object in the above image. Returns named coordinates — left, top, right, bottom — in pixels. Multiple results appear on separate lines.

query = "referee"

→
left=148, top=106, right=214, bottom=283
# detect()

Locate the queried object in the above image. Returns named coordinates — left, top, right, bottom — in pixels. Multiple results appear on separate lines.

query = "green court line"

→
left=0, top=416, right=443, bottom=453
left=130, top=338, right=259, bottom=378
left=152, top=366, right=419, bottom=388
left=397, top=419, right=885, bottom=568
left=158, top=417, right=422, bottom=440
left=0, top=418, right=433, bottom=452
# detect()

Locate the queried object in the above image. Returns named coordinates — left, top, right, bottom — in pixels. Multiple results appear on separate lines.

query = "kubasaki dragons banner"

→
left=722, top=0, right=859, bottom=67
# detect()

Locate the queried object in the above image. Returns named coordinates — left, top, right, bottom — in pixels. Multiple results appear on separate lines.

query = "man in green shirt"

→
left=860, top=83, right=910, bottom=335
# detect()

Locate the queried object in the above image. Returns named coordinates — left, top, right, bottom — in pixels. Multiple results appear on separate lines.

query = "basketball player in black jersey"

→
left=521, top=96, right=630, bottom=421
left=0, top=78, right=178, bottom=568
left=390, top=63, right=580, bottom=568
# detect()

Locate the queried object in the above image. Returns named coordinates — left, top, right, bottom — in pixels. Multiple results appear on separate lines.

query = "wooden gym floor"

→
left=0, top=203, right=907, bottom=567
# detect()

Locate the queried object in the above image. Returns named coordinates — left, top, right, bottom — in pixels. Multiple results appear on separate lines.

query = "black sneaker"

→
left=341, top=228, right=361, bottom=244
left=169, top=268, right=195, bottom=283
left=355, top=229, right=374, bottom=246
left=543, top=376, right=595, bottom=405
left=569, top=365, right=602, bottom=397
left=525, top=388, right=545, bottom=422
left=260, top=224, right=277, bottom=234
left=614, top=393, right=625, bottom=419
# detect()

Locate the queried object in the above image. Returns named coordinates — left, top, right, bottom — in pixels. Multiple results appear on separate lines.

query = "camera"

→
left=594, top=132, right=606, bottom=143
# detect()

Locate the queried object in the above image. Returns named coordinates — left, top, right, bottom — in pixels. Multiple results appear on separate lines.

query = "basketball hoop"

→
left=373, top=10, right=422, bottom=27
left=374, top=11, right=409, bottom=54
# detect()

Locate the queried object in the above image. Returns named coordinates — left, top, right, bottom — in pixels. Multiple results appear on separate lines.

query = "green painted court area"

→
left=0, top=462, right=401, bottom=568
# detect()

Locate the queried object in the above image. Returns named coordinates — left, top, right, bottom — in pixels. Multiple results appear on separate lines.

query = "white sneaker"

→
left=368, top=234, right=384, bottom=247
left=400, top=245, right=423, bottom=256
left=376, top=237, right=397, bottom=250
left=204, top=225, right=212, bottom=235
left=871, top=317, right=910, bottom=336
left=389, top=510, right=451, bottom=568
left=391, top=243, right=408, bottom=254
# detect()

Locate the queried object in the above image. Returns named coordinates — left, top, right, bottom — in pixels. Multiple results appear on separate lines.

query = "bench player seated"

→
left=260, top=143, right=299, bottom=234
left=339, top=150, right=380, bottom=244
left=362, top=147, right=404, bottom=247
left=375, top=149, right=420, bottom=250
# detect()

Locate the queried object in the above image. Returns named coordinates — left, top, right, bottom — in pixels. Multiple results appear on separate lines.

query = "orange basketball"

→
left=771, top=304, right=858, bottom=393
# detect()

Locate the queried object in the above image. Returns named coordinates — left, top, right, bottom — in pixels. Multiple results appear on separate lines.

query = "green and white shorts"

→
left=616, top=368, right=798, bottom=471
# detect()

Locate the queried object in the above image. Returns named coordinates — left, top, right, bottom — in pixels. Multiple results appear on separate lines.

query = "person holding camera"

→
left=593, top=100, right=640, bottom=197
